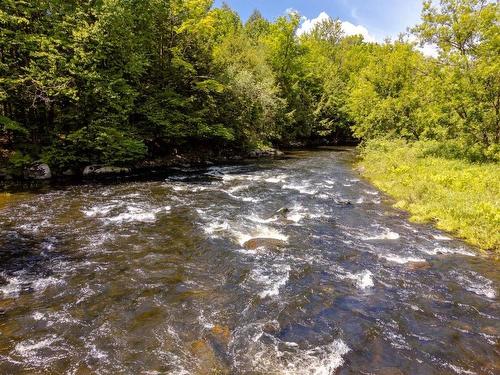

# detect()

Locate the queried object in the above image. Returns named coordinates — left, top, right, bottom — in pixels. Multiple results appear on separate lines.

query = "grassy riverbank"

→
left=358, top=140, right=500, bottom=254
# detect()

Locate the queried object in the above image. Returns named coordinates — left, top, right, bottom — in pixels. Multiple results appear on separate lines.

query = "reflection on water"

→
left=0, top=148, right=498, bottom=374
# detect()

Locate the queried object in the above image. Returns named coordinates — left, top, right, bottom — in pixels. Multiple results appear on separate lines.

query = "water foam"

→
left=250, top=264, right=291, bottom=299
left=451, top=271, right=496, bottom=299
left=365, top=231, right=400, bottom=240
left=247, top=336, right=350, bottom=375
left=338, top=270, right=374, bottom=290
left=14, top=335, right=67, bottom=367
left=433, top=234, right=452, bottom=241
left=420, top=246, right=475, bottom=257
left=105, top=206, right=171, bottom=223
left=282, top=183, right=318, bottom=195
left=381, top=254, right=426, bottom=264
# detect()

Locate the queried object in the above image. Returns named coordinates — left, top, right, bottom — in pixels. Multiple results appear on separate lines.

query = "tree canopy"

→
left=0, top=0, right=498, bottom=175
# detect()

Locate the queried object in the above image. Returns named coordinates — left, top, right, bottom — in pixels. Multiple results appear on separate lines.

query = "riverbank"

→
left=358, top=140, right=500, bottom=254
left=0, top=146, right=287, bottom=191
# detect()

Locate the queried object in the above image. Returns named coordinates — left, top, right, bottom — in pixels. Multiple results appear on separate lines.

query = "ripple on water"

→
left=230, top=319, right=350, bottom=375
left=0, top=149, right=497, bottom=374
left=14, top=335, right=69, bottom=368
left=364, top=231, right=400, bottom=241
left=338, top=269, right=375, bottom=290
left=450, top=270, right=497, bottom=299
left=380, top=254, right=427, bottom=264
left=249, top=263, right=291, bottom=299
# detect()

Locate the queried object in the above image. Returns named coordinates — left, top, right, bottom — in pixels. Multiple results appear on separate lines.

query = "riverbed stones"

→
left=481, top=326, right=498, bottom=336
left=83, top=165, right=130, bottom=176
left=190, top=339, right=229, bottom=375
left=262, top=320, right=280, bottom=335
left=243, top=238, right=287, bottom=250
left=25, top=163, right=52, bottom=180
left=375, top=368, right=406, bottom=375
left=247, top=148, right=283, bottom=158
left=210, top=325, right=231, bottom=346
left=406, top=261, right=431, bottom=271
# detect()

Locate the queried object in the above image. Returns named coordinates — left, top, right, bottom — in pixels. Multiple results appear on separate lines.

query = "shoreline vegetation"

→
left=0, top=1, right=498, bottom=253
left=359, top=140, right=500, bottom=254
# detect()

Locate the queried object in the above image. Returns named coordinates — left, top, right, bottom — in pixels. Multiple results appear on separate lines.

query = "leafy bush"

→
left=43, top=126, right=147, bottom=171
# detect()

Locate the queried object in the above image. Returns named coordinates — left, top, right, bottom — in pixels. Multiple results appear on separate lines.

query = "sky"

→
left=213, top=0, right=425, bottom=42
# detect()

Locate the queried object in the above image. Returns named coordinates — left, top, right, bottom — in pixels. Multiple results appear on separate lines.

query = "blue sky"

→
left=213, top=0, right=425, bottom=41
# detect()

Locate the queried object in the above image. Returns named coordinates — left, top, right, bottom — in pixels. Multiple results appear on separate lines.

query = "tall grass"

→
left=358, top=139, right=500, bottom=253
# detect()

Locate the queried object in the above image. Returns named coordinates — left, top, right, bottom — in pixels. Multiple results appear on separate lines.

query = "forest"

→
left=1, top=0, right=498, bottom=174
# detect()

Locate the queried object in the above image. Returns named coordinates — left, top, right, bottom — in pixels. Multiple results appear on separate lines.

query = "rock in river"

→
left=83, top=165, right=130, bottom=176
left=243, top=238, right=287, bottom=250
left=25, top=163, right=52, bottom=180
left=406, top=261, right=431, bottom=271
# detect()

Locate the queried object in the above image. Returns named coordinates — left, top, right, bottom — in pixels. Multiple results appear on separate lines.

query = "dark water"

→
left=0, top=148, right=498, bottom=375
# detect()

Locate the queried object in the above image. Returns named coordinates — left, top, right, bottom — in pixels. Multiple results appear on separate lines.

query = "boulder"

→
left=275, top=207, right=290, bottom=216
left=243, top=238, right=287, bottom=250
left=247, top=148, right=283, bottom=159
left=83, top=165, right=130, bottom=176
left=25, top=163, right=51, bottom=180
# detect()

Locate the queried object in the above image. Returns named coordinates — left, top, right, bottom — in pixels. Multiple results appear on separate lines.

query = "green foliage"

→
left=0, top=0, right=498, bottom=176
left=7, top=151, right=32, bottom=176
left=43, top=126, right=147, bottom=171
left=0, top=116, right=28, bottom=136
left=360, top=139, right=500, bottom=253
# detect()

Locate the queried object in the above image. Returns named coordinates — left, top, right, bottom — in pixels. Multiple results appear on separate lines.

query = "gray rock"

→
left=26, top=163, right=52, bottom=180
left=83, top=165, right=130, bottom=176
left=248, top=148, right=282, bottom=158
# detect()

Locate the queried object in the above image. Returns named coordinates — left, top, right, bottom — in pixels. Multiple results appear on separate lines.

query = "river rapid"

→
left=0, top=148, right=498, bottom=374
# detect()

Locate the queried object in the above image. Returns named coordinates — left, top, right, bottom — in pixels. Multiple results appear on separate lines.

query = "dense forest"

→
left=0, top=0, right=498, bottom=177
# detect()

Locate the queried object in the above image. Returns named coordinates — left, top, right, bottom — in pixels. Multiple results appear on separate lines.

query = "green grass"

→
left=358, top=139, right=500, bottom=254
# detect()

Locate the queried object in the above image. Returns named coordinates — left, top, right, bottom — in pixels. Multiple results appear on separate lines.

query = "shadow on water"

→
left=0, top=227, right=68, bottom=309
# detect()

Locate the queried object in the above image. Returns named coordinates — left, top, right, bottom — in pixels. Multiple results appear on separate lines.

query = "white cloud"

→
left=407, top=34, right=439, bottom=57
left=340, top=20, right=376, bottom=43
left=297, top=11, right=376, bottom=43
left=297, top=11, right=330, bottom=35
left=418, top=43, right=439, bottom=58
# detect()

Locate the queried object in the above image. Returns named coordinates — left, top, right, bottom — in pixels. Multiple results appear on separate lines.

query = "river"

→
left=0, top=148, right=498, bottom=374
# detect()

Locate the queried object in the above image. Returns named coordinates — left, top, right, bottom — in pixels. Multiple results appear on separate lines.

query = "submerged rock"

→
left=481, top=326, right=498, bottom=336
left=243, top=238, right=287, bottom=250
left=209, top=325, right=231, bottom=347
left=190, top=337, right=230, bottom=375
left=376, top=368, right=406, bottom=375
left=262, top=320, right=280, bottom=335
left=275, top=207, right=290, bottom=216
left=83, top=165, right=130, bottom=176
left=25, top=163, right=52, bottom=180
left=406, top=261, right=431, bottom=271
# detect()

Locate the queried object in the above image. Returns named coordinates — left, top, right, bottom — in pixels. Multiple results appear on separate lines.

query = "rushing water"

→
left=0, top=148, right=498, bottom=375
